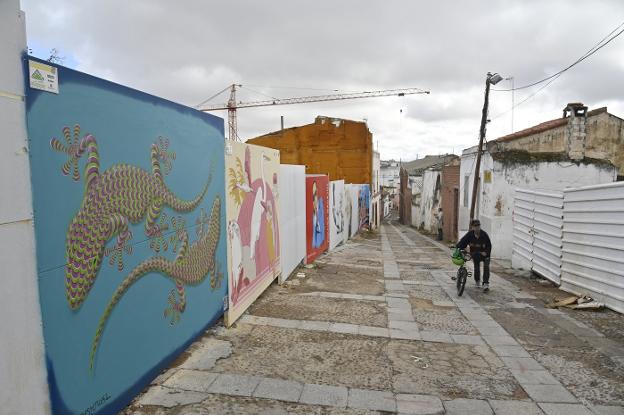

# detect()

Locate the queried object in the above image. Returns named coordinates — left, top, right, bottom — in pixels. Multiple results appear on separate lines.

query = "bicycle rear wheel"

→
left=457, top=267, right=467, bottom=296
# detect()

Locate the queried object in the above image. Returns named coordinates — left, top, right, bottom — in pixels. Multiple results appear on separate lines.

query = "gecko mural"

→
left=26, top=57, right=226, bottom=415
left=225, top=142, right=281, bottom=326
left=49, top=126, right=224, bottom=370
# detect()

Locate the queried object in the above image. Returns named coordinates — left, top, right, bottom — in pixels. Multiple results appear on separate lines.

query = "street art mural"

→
left=359, top=184, right=371, bottom=231
left=25, top=57, right=226, bottom=415
left=329, top=180, right=345, bottom=250
left=346, top=184, right=360, bottom=238
left=225, top=141, right=280, bottom=325
left=305, top=175, right=329, bottom=263
left=278, top=165, right=306, bottom=283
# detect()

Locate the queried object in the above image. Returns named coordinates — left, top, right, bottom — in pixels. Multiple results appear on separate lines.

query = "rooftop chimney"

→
left=564, top=102, right=588, bottom=161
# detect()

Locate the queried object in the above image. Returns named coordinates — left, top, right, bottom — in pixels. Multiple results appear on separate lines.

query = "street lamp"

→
left=469, top=72, right=503, bottom=221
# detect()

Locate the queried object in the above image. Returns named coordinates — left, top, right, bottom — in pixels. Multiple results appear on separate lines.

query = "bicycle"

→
left=451, top=247, right=472, bottom=297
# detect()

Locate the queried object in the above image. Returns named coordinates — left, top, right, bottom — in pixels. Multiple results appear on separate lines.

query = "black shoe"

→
left=483, top=283, right=490, bottom=292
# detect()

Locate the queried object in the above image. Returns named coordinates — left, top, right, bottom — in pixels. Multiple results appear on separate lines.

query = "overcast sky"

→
left=21, top=0, right=624, bottom=161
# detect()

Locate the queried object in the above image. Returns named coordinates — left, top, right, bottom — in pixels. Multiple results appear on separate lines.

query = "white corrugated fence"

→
left=560, top=182, right=624, bottom=314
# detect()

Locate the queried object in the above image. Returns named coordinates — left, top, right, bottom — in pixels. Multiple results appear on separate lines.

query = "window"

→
left=463, top=175, right=470, bottom=207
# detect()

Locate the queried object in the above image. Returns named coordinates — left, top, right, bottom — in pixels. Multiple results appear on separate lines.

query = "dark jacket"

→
left=457, top=230, right=492, bottom=257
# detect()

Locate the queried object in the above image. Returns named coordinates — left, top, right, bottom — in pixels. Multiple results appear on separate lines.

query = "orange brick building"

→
left=246, top=116, right=373, bottom=186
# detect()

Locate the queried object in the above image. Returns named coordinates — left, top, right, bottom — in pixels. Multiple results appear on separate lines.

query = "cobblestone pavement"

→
left=123, top=219, right=624, bottom=415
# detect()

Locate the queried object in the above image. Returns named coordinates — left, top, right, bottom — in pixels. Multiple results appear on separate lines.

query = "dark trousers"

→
left=437, top=228, right=443, bottom=241
left=472, top=254, right=490, bottom=284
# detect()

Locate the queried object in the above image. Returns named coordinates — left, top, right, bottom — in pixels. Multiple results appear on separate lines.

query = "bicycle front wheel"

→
left=457, top=267, right=467, bottom=296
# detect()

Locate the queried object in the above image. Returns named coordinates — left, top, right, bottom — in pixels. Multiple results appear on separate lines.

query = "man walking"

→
left=435, top=208, right=444, bottom=241
left=457, top=219, right=492, bottom=292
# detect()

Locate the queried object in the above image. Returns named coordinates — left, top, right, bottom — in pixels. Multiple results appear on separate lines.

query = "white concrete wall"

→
left=372, top=151, right=380, bottom=193
left=0, top=1, right=51, bottom=413
left=459, top=146, right=616, bottom=260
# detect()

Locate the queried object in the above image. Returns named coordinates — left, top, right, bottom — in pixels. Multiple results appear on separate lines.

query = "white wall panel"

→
left=278, top=165, right=306, bottom=282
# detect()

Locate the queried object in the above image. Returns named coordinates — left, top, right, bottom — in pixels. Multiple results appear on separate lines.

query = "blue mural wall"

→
left=24, top=56, right=226, bottom=415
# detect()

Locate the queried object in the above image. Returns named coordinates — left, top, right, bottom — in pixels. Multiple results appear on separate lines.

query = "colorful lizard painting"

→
left=50, top=125, right=211, bottom=310
left=90, top=196, right=222, bottom=371
left=50, top=125, right=223, bottom=371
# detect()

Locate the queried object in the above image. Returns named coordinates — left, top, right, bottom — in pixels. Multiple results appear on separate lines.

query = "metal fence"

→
left=560, top=182, right=624, bottom=314
left=511, top=189, right=564, bottom=284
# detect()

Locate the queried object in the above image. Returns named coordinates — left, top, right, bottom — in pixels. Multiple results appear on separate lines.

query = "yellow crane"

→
left=198, top=84, right=430, bottom=141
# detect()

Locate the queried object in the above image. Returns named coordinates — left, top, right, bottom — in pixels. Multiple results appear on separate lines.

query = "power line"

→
left=490, top=22, right=624, bottom=120
left=493, top=20, right=624, bottom=92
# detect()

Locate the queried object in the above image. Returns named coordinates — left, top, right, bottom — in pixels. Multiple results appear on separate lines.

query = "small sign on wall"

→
left=484, top=170, right=492, bottom=183
left=29, top=60, right=59, bottom=94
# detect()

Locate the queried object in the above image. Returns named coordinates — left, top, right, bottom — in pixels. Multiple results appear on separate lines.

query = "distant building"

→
left=380, top=159, right=400, bottom=188
left=407, top=155, right=460, bottom=233
left=459, top=102, right=621, bottom=259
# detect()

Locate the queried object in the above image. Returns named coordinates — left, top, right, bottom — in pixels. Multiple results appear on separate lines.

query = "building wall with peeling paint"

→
left=489, top=108, right=624, bottom=176
left=412, top=168, right=441, bottom=232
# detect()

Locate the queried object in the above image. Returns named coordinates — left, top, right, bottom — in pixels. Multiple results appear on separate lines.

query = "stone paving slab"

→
left=390, top=328, right=422, bottom=340
left=420, top=330, right=453, bottom=343
left=396, top=393, right=445, bottom=414
left=357, top=325, right=390, bottom=338
left=489, top=345, right=532, bottom=358
left=537, top=403, right=594, bottom=415
left=299, top=320, right=332, bottom=331
left=328, top=322, right=360, bottom=334
left=207, top=373, right=261, bottom=397
left=444, top=398, right=493, bottom=414
left=388, top=311, right=416, bottom=321
left=389, top=320, right=420, bottom=331
left=137, top=386, right=209, bottom=407
left=592, top=405, right=624, bottom=415
left=483, top=335, right=520, bottom=347
left=522, top=384, right=578, bottom=403
left=476, top=326, right=510, bottom=336
left=510, top=369, right=560, bottom=385
left=451, top=334, right=485, bottom=346
left=252, top=377, right=303, bottom=402
left=299, top=383, right=348, bottom=407
left=488, top=399, right=545, bottom=414
left=162, top=369, right=218, bottom=392
left=500, top=357, right=545, bottom=371
left=347, top=388, right=396, bottom=412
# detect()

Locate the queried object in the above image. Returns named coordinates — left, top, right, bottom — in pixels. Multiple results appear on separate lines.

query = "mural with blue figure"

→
left=358, top=184, right=371, bottom=231
left=312, top=180, right=326, bottom=249
left=24, top=56, right=226, bottom=415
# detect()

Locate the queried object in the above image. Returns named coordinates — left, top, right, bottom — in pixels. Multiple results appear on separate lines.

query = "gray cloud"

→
left=21, top=0, right=624, bottom=160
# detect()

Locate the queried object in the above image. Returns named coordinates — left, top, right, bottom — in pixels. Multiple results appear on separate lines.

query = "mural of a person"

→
left=312, top=181, right=326, bottom=248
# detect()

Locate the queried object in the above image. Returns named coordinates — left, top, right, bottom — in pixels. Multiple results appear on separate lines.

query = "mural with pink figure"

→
left=225, top=142, right=281, bottom=325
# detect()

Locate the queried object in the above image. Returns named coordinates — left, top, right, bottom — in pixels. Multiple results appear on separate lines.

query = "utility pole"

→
left=469, top=72, right=502, bottom=221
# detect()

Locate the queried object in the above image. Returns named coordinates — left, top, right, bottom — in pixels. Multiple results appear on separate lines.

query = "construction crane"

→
left=198, top=84, right=430, bottom=141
